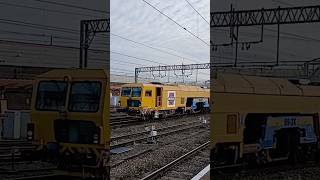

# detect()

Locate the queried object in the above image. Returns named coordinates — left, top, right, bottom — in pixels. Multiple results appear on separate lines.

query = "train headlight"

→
left=27, top=130, right=33, bottom=140
left=27, top=123, right=35, bottom=141
left=93, top=126, right=101, bottom=144
left=27, top=130, right=33, bottom=136
left=93, top=134, right=99, bottom=144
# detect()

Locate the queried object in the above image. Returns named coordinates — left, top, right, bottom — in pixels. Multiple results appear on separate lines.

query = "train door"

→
left=156, top=87, right=162, bottom=107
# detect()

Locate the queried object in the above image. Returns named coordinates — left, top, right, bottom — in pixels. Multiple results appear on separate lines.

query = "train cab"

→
left=28, top=69, right=110, bottom=178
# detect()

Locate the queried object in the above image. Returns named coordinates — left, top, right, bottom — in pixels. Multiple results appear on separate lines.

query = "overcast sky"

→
left=110, top=0, right=210, bottom=83
left=1, top=0, right=320, bottom=83
left=0, top=0, right=210, bottom=83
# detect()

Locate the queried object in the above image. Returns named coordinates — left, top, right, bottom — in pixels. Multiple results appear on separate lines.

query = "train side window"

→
left=145, top=90, right=152, bottom=97
left=227, top=114, right=238, bottom=134
left=181, top=97, right=185, bottom=104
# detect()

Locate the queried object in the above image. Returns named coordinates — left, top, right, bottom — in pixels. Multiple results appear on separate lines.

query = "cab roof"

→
left=36, top=69, right=107, bottom=79
left=121, top=83, right=209, bottom=91
left=212, top=73, right=320, bottom=96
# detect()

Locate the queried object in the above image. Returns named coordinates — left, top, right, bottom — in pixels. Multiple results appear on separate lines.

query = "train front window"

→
left=36, top=81, right=68, bottom=111
left=121, top=87, right=131, bottom=96
left=132, top=87, right=141, bottom=97
left=68, top=82, right=101, bottom=112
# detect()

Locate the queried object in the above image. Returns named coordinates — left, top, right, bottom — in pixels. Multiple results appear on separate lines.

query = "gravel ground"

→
left=159, top=148, right=209, bottom=180
left=0, top=114, right=209, bottom=180
left=0, top=161, right=57, bottom=180
left=111, top=144, right=155, bottom=167
left=236, top=166, right=320, bottom=180
left=213, top=163, right=320, bottom=180
left=110, top=126, right=209, bottom=167
left=110, top=127, right=209, bottom=180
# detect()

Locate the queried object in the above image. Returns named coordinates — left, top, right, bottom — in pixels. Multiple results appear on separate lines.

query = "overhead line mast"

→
left=211, top=5, right=320, bottom=66
left=79, top=19, right=110, bottom=68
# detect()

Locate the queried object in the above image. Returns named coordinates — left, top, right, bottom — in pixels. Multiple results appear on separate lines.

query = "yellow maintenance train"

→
left=211, top=73, right=320, bottom=169
left=27, top=69, right=110, bottom=178
left=119, top=82, right=210, bottom=119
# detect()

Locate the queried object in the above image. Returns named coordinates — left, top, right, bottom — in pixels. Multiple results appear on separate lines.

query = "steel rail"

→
left=111, top=124, right=208, bottom=149
left=140, top=141, right=210, bottom=180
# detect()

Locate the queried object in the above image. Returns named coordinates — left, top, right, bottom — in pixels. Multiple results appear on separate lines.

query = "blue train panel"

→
left=259, top=116, right=317, bottom=150
left=191, top=98, right=209, bottom=111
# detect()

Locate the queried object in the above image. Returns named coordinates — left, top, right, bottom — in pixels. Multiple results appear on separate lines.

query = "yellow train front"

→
left=119, top=83, right=210, bottom=119
left=27, top=69, right=110, bottom=178
left=211, top=73, right=320, bottom=171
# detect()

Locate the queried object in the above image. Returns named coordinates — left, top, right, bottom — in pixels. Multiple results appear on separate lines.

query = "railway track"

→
left=212, top=161, right=320, bottom=180
left=110, top=111, right=209, bottom=127
left=111, top=130, right=208, bottom=168
left=14, top=174, right=62, bottom=180
left=111, top=120, right=205, bottom=142
left=0, top=165, right=59, bottom=180
left=110, top=114, right=210, bottom=178
left=111, top=122, right=208, bottom=149
left=110, top=117, right=140, bottom=127
left=0, top=140, right=34, bottom=147
left=0, top=140, right=35, bottom=166
left=110, top=112, right=140, bottom=127
left=140, top=141, right=210, bottom=180
left=210, top=154, right=320, bottom=180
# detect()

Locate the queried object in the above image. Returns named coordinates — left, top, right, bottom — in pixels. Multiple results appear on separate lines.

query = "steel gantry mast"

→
left=211, top=5, right=320, bottom=66
left=135, top=59, right=320, bottom=83
left=79, top=18, right=110, bottom=68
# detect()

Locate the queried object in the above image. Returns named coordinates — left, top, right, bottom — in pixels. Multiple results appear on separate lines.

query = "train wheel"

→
left=57, top=155, right=69, bottom=169
left=287, top=129, right=300, bottom=163
left=214, top=144, right=240, bottom=165
left=96, top=166, right=110, bottom=180
left=301, top=144, right=317, bottom=162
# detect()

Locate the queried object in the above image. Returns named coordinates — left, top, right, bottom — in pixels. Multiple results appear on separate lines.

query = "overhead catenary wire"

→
left=33, top=0, right=109, bottom=14
left=1, top=0, right=318, bottom=76
left=0, top=30, right=78, bottom=41
left=0, top=18, right=78, bottom=34
left=0, top=39, right=305, bottom=70
left=0, top=26, right=204, bottom=63
left=142, top=0, right=209, bottom=46
left=185, top=0, right=209, bottom=25
left=0, top=35, right=310, bottom=67
left=111, top=33, right=203, bottom=64
left=111, top=51, right=168, bottom=65
left=0, top=18, right=205, bottom=64
left=1, top=17, right=318, bottom=62
left=0, top=1, right=104, bottom=18
left=1, top=1, right=208, bottom=81
left=0, top=29, right=109, bottom=47
left=0, top=40, right=161, bottom=66
left=0, top=40, right=211, bottom=78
